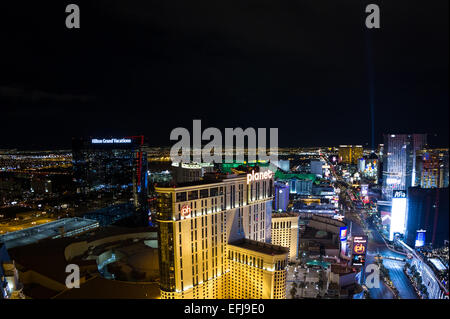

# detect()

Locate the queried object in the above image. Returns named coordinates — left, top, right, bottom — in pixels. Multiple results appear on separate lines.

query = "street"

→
left=346, top=209, right=417, bottom=299
left=321, top=155, right=418, bottom=299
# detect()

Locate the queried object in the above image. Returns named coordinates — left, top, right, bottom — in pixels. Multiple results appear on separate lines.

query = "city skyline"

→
left=1, top=0, right=448, bottom=305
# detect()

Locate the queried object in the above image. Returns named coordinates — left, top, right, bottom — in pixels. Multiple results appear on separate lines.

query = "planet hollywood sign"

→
left=352, top=236, right=368, bottom=255
left=180, top=205, right=191, bottom=218
left=246, top=170, right=273, bottom=184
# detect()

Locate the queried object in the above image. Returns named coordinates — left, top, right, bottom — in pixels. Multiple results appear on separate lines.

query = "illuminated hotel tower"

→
left=155, top=170, right=288, bottom=299
left=382, top=134, right=427, bottom=200
left=271, top=212, right=299, bottom=262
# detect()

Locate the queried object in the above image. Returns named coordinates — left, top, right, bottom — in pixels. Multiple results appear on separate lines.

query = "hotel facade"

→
left=271, top=212, right=299, bottom=262
left=155, top=171, right=288, bottom=299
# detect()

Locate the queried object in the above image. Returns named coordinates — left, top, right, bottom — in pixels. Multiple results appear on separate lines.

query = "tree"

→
left=410, top=264, right=417, bottom=275
left=415, top=274, right=422, bottom=286
left=318, top=278, right=324, bottom=291
left=403, top=263, right=410, bottom=272
left=290, top=286, right=297, bottom=299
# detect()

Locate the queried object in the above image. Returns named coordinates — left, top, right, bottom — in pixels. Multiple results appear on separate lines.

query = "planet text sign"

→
left=246, top=170, right=273, bottom=184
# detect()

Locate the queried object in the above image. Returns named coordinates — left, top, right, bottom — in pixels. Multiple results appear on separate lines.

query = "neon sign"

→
left=91, top=138, right=132, bottom=144
left=351, top=235, right=368, bottom=266
left=246, top=170, right=273, bottom=184
left=353, top=243, right=366, bottom=254
left=390, top=191, right=407, bottom=240
left=181, top=205, right=191, bottom=218
left=393, top=190, right=406, bottom=198
left=339, top=226, right=348, bottom=241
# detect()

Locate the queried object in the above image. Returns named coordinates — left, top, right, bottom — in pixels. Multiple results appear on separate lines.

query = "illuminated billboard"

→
left=351, top=235, right=368, bottom=266
left=340, top=226, right=348, bottom=256
left=361, top=184, right=368, bottom=196
left=246, top=170, right=273, bottom=184
left=91, top=138, right=132, bottom=144
left=339, top=226, right=348, bottom=241
left=415, top=230, right=426, bottom=248
left=380, top=211, right=391, bottom=226
left=390, top=190, right=407, bottom=241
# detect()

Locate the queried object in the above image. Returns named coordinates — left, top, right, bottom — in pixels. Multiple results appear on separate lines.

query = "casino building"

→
left=155, top=169, right=289, bottom=299
left=72, top=136, right=148, bottom=211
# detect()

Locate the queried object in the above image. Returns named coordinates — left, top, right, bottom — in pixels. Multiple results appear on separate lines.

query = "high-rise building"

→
left=357, top=158, right=365, bottom=173
left=1, top=243, right=23, bottom=299
left=362, top=152, right=379, bottom=182
left=289, top=179, right=313, bottom=195
left=338, top=145, right=363, bottom=164
left=411, top=134, right=428, bottom=186
left=405, top=187, right=449, bottom=248
left=310, top=159, right=323, bottom=177
left=382, top=134, right=427, bottom=200
left=271, top=212, right=299, bottom=262
left=274, top=160, right=290, bottom=172
left=377, top=144, right=384, bottom=162
left=415, top=149, right=449, bottom=189
left=274, top=181, right=289, bottom=212
left=72, top=136, right=148, bottom=211
left=227, top=239, right=288, bottom=299
left=172, top=162, right=215, bottom=184
left=155, top=170, right=288, bottom=299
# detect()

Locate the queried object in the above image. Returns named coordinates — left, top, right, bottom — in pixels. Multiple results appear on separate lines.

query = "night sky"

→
left=0, top=0, right=448, bottom=149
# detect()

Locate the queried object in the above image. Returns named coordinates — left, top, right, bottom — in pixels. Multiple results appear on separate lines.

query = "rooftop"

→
left=331, top=264, right=356, bottom=275
left=228, top=238, right=289, bottom=256
left=300, top=226, right=333, bottom=241
left=272, top=212, right=299, bottom=219
left=7, top=226, right=155, bottom=285
left=306, top=259, right=331, bottom=269
left=0, top=217, right=99, bottom=249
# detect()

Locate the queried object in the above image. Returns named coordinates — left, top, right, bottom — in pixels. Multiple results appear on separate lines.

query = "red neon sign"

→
left=181, top=205, right=191, bottom=218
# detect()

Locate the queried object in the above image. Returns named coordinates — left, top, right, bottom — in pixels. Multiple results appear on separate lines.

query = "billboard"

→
left=339, top=226, right=348, bottom=241
left=390, top=190, right=407, bottom=241
left=91, top=138, right=132, bottom=144
left=380, top=210, right=391, bottom=226
left=351, top=235, right=368, bottom=266
left=361, top=184, right=368, bottom=196
left=340, top=226, right=348, bottom=256
left=415, top=230, right=426, bottom=248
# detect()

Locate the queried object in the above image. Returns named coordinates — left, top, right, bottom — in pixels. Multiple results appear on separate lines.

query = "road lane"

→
left=345, top=210, right=417, bottom=299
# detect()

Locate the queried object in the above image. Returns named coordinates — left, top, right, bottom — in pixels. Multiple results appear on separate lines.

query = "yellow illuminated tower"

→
left=271, top=212, right=299, bottom=262
left=338, top=145, right=363, bottom=164
left=155, top=171, right=288, bottom=299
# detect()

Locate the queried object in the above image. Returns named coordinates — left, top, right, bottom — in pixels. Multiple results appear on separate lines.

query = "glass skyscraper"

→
left=382, top=134, right=427, bottom=200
